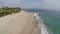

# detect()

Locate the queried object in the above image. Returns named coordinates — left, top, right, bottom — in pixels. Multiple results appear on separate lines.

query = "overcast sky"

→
left=0, top=0, right=60, bottom=10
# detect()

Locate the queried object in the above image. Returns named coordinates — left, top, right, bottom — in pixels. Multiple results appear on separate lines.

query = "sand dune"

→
left=0, top=11, right=40, bottom=34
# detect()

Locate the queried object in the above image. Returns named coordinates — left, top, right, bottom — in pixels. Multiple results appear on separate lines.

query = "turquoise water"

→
left=39, top=10, right=60, bottom=34
left=26, top=9, right=60, bottom=34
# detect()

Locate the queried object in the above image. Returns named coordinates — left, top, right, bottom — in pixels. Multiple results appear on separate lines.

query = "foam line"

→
left=34, top=13, right=49, bottom=34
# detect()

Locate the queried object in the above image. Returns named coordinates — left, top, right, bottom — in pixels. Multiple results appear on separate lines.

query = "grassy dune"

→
left=0, top=6, right=21, bottom=17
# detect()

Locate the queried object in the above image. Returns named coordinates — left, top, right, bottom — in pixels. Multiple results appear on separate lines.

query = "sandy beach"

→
left=0, top=11, right=40, bottom=34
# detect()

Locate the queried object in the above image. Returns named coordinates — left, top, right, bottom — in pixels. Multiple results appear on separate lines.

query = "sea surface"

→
left=26, top=9, right=60, bottom=34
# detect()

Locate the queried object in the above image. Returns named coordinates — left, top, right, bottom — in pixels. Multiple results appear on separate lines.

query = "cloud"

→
left=0, top=0, right=23, bottom=7
left=18, top=0, right=41, bottom=9
left=44, top=0, right=48, bottom=3
left=1, top=0, right=60, bottom=10
left=0, top=0, right=41, bottom=9
left=41, top=0, right=60, bottom=10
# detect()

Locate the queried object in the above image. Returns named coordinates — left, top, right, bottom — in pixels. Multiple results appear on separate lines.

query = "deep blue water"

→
left=26, top=9, right=60, bottom=34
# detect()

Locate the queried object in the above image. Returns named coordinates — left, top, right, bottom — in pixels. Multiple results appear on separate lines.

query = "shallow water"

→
left=27, top=9, right=60, bottom=34
left=38, top=10, right=60, bottom=34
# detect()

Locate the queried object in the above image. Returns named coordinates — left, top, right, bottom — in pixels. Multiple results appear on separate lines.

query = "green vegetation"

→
left=0, top=6, right=21, bottom=17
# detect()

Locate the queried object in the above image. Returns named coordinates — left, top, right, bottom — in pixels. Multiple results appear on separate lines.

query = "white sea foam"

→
left=34, top=13, right=49, bottom=34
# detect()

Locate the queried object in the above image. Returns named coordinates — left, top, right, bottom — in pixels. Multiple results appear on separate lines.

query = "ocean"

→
left=26, top=9, right=60, bottom=34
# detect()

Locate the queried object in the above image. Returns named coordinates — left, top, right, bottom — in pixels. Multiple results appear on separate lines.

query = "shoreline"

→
left=34, top=13, right=49, bottom=34
left=0, top=10, right=41, bottom=34
left=0, top=10, right=50, bottom=34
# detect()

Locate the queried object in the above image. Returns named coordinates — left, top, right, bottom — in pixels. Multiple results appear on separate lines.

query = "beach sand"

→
left=0, top=11, right=40, bottom=34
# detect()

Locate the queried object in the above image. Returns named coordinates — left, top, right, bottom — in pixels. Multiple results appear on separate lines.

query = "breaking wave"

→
left=34, top=13, right=49, bottom=34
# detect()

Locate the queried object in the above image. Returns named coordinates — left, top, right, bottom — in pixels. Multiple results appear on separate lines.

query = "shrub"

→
left=0, top=6, right=21, bottom=17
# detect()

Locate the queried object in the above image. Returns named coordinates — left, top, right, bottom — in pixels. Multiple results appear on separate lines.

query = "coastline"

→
left=0, top=10, right=40, bottom=34
left=34, top=13, right=49, bottom=34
